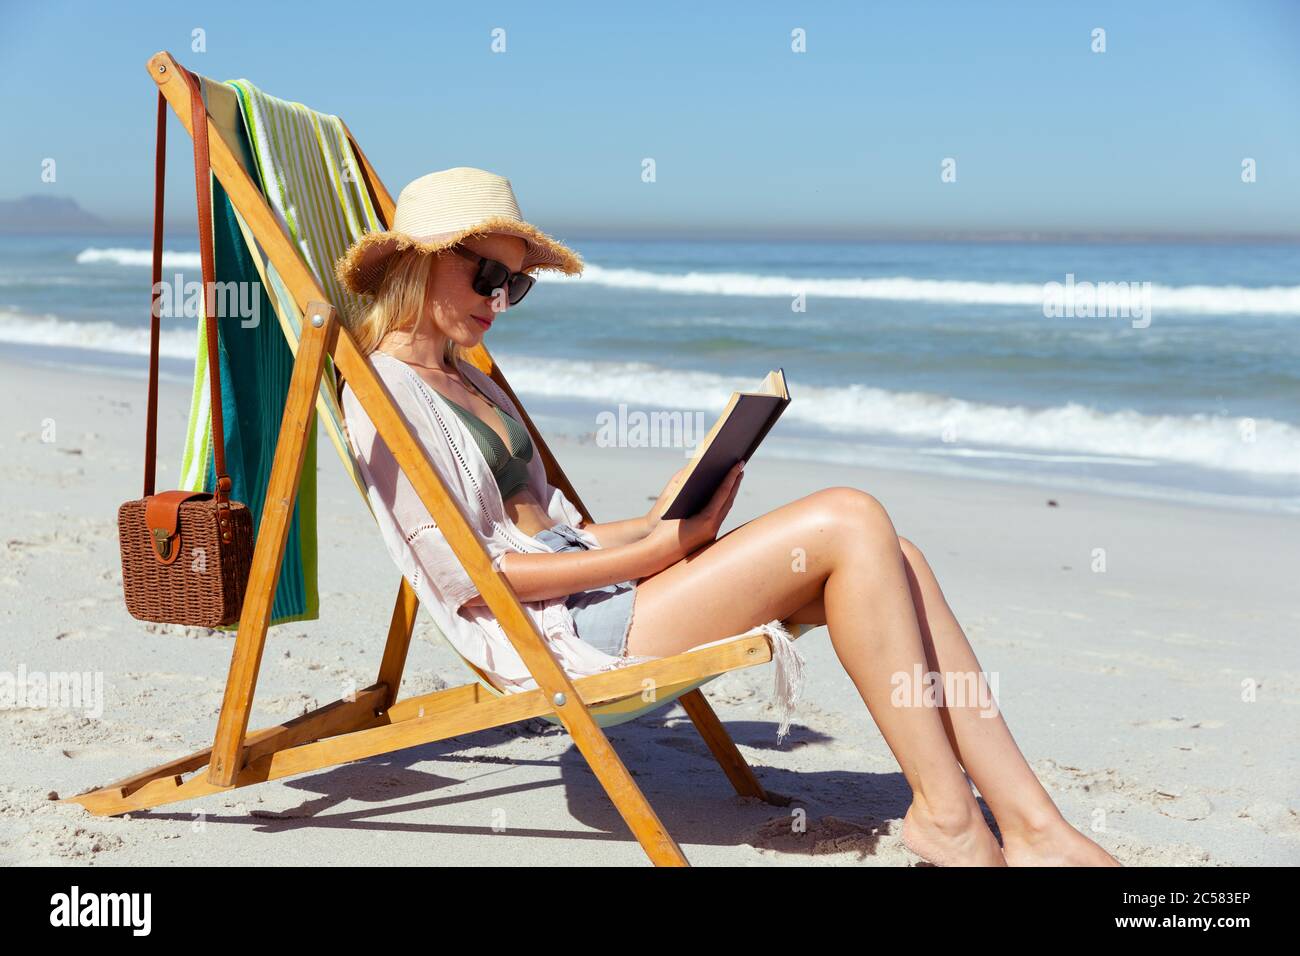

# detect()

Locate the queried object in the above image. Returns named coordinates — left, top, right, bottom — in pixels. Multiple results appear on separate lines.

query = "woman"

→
left=335, top=167, right=1119, bottom=867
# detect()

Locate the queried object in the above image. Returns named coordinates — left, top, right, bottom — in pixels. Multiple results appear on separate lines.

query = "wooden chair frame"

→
left=65, top=52, right=781, bottom=867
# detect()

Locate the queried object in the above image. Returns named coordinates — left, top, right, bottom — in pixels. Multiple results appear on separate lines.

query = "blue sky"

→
left=2, top=0, right=1297, bottom=238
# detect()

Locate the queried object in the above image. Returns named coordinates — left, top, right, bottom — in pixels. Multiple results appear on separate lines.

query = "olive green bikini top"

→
left=441, top=389, right=535, bottom=501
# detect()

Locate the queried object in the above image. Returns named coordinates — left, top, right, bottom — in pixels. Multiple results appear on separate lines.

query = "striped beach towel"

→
left=179, top=77, right=384, bottom=628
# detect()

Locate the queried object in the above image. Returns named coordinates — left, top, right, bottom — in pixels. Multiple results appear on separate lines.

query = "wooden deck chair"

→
left=65, top=52, right=805, bottom=866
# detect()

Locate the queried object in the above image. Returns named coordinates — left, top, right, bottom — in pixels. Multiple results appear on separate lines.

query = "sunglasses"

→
left=450, top=245, right=536, bottom=307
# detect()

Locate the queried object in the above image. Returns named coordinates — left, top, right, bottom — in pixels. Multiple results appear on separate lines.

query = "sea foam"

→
left=493, top=352, right=1300, bottom=477
left=76, top=248, right=1300, bottom=316
left=76, top=247, right=202, bottom=268
left=10, top=301, right=1297, bottom=477
left=559, top=265, right=1300, bottom=316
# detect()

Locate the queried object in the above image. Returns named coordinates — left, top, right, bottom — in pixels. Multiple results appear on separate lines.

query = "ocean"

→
left=2, top=233, right=1298, bottom=511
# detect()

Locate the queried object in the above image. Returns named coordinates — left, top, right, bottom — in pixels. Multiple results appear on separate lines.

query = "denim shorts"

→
left=533, top=522, right=637, bottom=658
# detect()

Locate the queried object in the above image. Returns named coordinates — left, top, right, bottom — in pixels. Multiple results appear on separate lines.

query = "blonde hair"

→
left=346, top=246, right=459, bottom=367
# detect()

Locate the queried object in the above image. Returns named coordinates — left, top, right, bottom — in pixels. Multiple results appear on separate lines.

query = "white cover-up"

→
left=340, top=350, right=806, bottom=740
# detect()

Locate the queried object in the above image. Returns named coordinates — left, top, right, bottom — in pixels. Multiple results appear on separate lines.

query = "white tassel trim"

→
left=755, top=619, right=806, bottom=744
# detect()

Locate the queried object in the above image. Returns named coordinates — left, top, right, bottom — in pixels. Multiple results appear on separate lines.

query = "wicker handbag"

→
left=117, top=69, right=254, bottom=628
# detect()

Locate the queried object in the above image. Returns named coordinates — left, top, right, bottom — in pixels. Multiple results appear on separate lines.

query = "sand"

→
left=1, top=352, right=1297, bottom=866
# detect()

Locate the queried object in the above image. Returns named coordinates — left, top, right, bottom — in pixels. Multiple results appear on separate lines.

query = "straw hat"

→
left=335, top=166, right=584, bottom=296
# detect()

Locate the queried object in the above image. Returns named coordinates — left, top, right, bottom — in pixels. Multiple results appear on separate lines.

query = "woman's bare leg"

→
left=895, top=538, right=1119, bottom=865
left=773, top=535, right=1119, bottom=866
left=626, top=486, right=1005, bottom=866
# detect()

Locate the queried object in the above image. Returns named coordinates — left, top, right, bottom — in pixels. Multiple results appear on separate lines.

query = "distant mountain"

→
left=0, top=194, right=121, bottom=234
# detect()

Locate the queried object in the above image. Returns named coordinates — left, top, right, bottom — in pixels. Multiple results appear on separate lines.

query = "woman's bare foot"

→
left=1001, top=816, right=1122, bottom=866
left=902, top=800, right=1007, bottom=866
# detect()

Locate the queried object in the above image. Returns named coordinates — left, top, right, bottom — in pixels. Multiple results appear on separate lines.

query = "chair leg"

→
left=564, top=728, right=689, bottom=866
left=678, top=688, right=767, bottom=801
left=375, top=577, right=419, bottom=711
left=207, top=303, right=338, bottom=786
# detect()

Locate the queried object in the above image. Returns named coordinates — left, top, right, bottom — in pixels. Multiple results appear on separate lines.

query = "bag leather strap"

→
left=143, top=67, right=234, bottom=545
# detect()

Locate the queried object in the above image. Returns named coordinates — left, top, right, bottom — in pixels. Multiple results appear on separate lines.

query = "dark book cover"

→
left=661, top=369, right=790, bottom=520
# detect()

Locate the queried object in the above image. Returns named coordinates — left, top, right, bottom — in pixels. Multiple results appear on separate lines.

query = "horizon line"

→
left=4, top=222, right=1300, bottom=245
left=4, top=194, right=1299, bottom=243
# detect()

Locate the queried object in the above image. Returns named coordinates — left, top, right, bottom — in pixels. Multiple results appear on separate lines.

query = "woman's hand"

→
left=644, top=463, right=692, bottom=532
left=646, top=460, right=745, bottom=563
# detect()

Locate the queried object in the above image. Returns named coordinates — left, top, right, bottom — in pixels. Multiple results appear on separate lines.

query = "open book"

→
left=660, top=368, right=791, bottom=520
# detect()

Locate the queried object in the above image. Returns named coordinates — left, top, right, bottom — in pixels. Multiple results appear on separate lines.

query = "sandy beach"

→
left=1, top=351, right=1297, bottom=867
